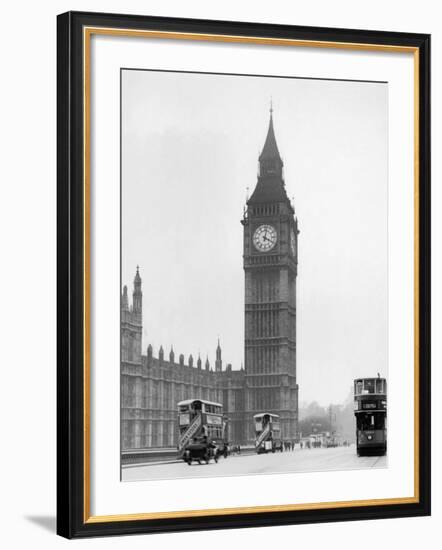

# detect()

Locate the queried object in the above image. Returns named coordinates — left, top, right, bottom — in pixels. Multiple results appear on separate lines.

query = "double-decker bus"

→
left=254, top=413, right=283, bottom=453
left=177, top=399, right=227, bottom=456
left=354, top=377, right=387, bottom=456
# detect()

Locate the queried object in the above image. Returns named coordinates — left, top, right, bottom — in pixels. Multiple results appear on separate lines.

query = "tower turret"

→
left=121, top=285, right=129, bottom=311
left=121, top=272, right=142, bottom=365
left=132, top=266, right=142, bottom=321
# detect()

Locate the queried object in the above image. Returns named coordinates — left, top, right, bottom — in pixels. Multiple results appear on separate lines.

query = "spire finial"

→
left=258, top=101, right=281, bottom=164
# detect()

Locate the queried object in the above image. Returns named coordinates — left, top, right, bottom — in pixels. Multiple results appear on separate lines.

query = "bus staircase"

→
left=178, top=414, right=202, bottom=452
left=255, top=424, right=270, bottom=450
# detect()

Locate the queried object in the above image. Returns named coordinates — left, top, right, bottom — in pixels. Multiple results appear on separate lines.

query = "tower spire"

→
left=132, top=265, right=142, bottom=316
left=248, top=105, right=287, bottom=204
left=215, top=338, right=222, bottom=372
left=259, top=104, right=281, bottom=163
left=134, top=265, right=141, bottom=289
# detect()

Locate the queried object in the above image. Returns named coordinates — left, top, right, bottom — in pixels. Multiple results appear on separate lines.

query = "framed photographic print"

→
left=57, top=11, right=431, bottom=538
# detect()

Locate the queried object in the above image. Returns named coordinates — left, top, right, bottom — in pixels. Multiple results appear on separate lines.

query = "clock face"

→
left=253, top=224, right=277, bottom=252
left=290, top=229, right=296, bottom=256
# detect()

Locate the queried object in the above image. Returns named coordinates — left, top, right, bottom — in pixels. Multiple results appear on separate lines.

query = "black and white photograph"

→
left=120, top=68, right=388, bottom=482
left=0, top=0, right=434, bottom=545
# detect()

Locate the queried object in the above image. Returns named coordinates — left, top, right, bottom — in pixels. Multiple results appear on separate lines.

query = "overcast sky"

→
left=121, top=69, right=388, bottom=406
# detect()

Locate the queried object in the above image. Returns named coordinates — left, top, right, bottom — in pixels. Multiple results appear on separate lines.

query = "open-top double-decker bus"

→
left=354, top=377, right=387, bottom=456
left=177, top=399, right=227, bottom=459
left=254, top=412, right=283, bottom=453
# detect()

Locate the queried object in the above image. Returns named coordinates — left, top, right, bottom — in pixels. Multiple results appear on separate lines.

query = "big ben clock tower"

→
left=242, top=106, right=299, bottom=443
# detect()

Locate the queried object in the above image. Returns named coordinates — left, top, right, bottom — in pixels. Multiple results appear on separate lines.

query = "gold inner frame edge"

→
left=82, top=26, right=420, bottom=524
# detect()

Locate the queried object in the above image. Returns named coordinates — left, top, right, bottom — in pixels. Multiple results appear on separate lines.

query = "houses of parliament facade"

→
left=121, top=108, right=299, bottom=451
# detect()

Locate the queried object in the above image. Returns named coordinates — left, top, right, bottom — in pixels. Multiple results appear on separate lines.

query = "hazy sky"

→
left=121, top=69, right=388, bottom=405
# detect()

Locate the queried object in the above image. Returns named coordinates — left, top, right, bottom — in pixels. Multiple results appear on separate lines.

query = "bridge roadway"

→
left=122, top=444, right=386, bottom=482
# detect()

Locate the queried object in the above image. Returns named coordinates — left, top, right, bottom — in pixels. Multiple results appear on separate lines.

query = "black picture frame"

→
left=57, top=10, right=431, bottom=539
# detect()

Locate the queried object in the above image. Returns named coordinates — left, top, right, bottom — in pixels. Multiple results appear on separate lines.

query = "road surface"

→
left=122, top=445, right=386, bottom=482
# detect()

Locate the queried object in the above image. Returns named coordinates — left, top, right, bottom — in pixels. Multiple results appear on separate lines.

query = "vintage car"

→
left=183, top=439, right=219, bottom=465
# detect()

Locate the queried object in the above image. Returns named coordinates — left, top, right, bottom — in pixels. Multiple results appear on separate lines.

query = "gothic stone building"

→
left=242, top=107, right=299, bottom=442
left=121, top=109, right=299, bottom=450
left=121, top=274, right=246, bottom=449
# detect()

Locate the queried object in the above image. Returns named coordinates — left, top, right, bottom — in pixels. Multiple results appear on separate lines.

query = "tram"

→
left=354, top=377, right=387, bottom=456
left=254, top=413, right=283, bottom=453
left=177, top=399, right=228, bottom=462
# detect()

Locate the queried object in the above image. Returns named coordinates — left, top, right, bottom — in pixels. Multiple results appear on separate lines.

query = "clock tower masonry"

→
left=241, top=106, right=299, bottom=442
